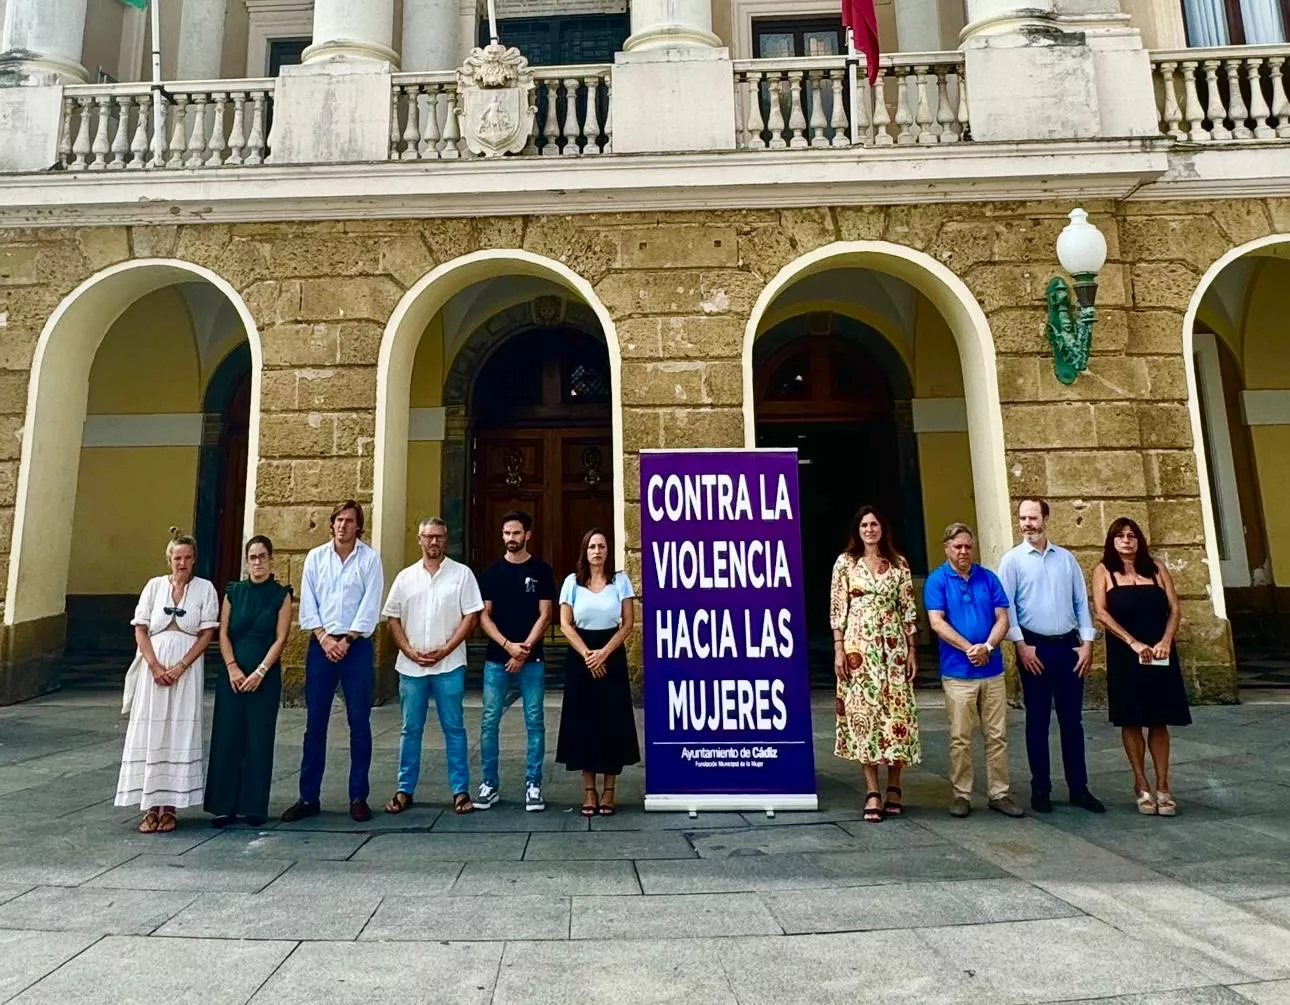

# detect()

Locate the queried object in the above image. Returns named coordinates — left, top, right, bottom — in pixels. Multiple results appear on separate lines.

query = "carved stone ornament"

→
left=457, top=42, right=536, bottom=158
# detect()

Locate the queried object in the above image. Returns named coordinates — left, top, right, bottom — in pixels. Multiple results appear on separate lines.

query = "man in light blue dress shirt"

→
left=282, top=499, right=385, bottom=824
left=997, top=497, right=1105, bottom=815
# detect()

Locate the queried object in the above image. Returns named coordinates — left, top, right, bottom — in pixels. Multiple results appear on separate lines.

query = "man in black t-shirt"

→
left=476, top=510, right=557, bottom=812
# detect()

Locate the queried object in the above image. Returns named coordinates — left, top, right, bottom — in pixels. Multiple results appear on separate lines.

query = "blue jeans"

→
left=397, top=668, right=469, bottom=798
left=1019, top=641, right=1089, bottom=796
left=300, top=636, right=373, bottom=804
left=480, top=660, right=545, bottom=788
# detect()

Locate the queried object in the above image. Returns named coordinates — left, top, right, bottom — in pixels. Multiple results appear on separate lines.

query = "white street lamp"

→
left=1045, top=208, right=1108, bottom=385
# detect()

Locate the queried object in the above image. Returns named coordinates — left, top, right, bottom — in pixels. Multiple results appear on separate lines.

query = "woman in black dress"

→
left=1092, top=517, right=1191, bottom=816
left=204, top=535, right=293, bottom=827
left=555, top=528, right=640, bottom=817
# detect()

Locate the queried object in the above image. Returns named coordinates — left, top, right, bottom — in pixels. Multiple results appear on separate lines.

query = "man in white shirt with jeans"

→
left=382, top=517, right=484, bottom=817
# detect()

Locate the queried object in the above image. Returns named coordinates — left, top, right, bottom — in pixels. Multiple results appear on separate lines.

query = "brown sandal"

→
left=385, top=791, right=414, bottom=814
left=580, top=787, right=599, bottom=817
left=598, top=781, right=616, bottom=816
left=138, top=810, right=160, bottom=834
left=156, top=811, right=178, bottom=833
left=452, top=792, right=473, bottom=815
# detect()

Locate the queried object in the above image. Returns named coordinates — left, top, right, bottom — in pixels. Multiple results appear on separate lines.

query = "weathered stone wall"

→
left=2, top=197, right=1287, bottom=704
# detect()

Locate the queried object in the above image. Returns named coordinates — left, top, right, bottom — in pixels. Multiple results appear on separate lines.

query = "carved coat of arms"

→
left=457, top=42, right=536, bottom=158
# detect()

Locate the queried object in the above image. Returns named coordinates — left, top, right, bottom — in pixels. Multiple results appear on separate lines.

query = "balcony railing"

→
left=389, top=65, right=612, bottom=161
left=733, top=52, right=969, bottom=150
left=60, top=79, right=274, bottom=170
left=1152, top=45, right=1290, bottom=142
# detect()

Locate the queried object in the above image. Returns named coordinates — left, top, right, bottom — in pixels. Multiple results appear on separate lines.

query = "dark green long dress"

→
left=204, top=576, right=291, bottom=821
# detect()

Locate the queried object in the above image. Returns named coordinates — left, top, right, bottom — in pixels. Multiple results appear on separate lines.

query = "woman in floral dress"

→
left=830, top=505, right=921, bottom=823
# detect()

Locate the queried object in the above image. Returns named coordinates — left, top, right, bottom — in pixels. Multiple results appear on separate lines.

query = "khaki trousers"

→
left=942, top=674, right=1011, bottom=801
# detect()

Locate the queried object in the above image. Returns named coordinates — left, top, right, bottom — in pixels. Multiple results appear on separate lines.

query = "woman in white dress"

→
left=116, top=530, right=219, bottom=833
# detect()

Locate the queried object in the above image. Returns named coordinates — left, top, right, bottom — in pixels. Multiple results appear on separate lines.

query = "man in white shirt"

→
left=382, top=517, right=484, bottom=817
left=284, top=499, right=385, bottom=824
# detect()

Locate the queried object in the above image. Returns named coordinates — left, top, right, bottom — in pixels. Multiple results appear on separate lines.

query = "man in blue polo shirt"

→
left=925, top=522, right=1023, bottom=819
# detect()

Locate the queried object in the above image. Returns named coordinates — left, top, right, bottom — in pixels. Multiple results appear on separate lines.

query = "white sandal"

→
left=1155, top=791, right=1177, bottom=817
left=1136, top=789, right=1157, bottom=815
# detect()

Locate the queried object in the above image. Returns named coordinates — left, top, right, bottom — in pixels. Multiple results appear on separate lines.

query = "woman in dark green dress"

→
left=204, top=535, right=293, bottom=827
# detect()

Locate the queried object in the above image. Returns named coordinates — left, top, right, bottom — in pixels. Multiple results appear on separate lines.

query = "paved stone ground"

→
left=1, top=684, right=1289, bottom=1004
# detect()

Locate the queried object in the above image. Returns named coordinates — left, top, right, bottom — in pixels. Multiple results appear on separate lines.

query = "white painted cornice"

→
left=1128, top=144, right=1290, bottom=200
left=0, top=140, right=1174, bottom=226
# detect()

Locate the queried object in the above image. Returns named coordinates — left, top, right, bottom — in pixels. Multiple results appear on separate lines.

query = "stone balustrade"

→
left=1152, top=46, right=1290, bottom=142
left=733, top=52, right=969, bottom=150
left=389, top=65, right=612, bottom=161
left=60, top=80, right=274, bottom=171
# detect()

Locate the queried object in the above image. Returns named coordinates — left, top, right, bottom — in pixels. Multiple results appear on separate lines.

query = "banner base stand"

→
left=644, top=794, right=819, bottom=813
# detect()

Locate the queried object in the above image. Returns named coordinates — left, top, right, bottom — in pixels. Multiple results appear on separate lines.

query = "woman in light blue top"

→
left=556, top=528, right=640, bottom=817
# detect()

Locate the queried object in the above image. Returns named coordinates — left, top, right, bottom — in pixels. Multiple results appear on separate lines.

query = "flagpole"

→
left=846, top=27, right=858, bottom=147
left=149, top=0, right=165, bottom=166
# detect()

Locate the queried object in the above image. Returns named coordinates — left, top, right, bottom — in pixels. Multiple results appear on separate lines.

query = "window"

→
left=268, top=38, right=308, bottom=75
left=478, top=14, right=630, bottom=64
left=752, top=15, right=844, bottom=58
left=1182, top=0, right=1289, bottom=45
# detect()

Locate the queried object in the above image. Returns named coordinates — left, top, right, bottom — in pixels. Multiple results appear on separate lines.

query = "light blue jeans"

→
left=480, top=660, right=545, bottom=788
left=397, top=667, right=469, bottom=798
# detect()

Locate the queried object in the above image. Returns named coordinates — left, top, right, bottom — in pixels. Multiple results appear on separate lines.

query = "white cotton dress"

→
left=114, top=576, right=219, bottom=810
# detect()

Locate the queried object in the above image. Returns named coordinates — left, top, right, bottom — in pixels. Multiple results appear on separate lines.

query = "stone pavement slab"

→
left=360, top=894, right=571, bottom=941
left=0, top=887, right=197, bottom=935
left=1156, top=855, right=1290, bottom=903
left=432, top=804, right=590, bottom=833
left=918, top=916, right=1234, bottom=1003
left=248, top=940, right=502, bottom=1004
left=181, top=829, right=370, bottom=862
left=586, top=807, right=747, bottom=831
left=635, top=853, right=834, bottom=894
left=1234, top=981, right=1290, bottom=1004
left=8, top=934, right=295, bottom=1004
left=570, top=892, right=782, bottom=940
left=154, top=890, right=382, bottom=940
left=85, top=854, right=294, bottom=893
left=715, top=929, right=991, bottom=1005
left=1060, top=991, right=1265, bottom=1004
left=492, top=938, right=738, bottom=1005
left=761, top=878, right=1081, bottom=935
left=453, top=860, right=640, bottom=896
left=0, top=848, right=140, bottom=888
left=689, top=822, right=868, bottom=858
left=804, top=844, right=1008, bottom=886
left=0, top=884, right=31, bottom=905
left=0, top=930, right=98, bottom=1003
left=523, top=830, right=696, bottom=861
left=263, top=860, right=464, bottom=897
left=352, top=831, right=527, bottom=862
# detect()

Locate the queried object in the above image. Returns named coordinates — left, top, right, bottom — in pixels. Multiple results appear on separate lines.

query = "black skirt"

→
left=555, top=627, right=641, bottom=775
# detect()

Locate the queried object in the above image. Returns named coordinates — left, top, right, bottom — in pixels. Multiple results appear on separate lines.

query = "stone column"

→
left=962, top=0, right=1057, bottom=38
left=895, top=0, right=945, bottom=52
left=177, top=0, right=228, bottom=80
left=402, top=0, right=459, bottom=71
left=624, top=0, right=722, bottom=51
left=0, top=0, right=90, bottom=82
left=303, top=0, right=398, bottom=65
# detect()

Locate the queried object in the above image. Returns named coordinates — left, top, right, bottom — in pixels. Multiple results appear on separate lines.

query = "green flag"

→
left=120, top=0, right=148, bottom=8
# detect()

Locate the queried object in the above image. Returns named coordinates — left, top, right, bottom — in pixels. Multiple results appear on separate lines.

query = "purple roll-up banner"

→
left=640, top=448, right=817, bottom=812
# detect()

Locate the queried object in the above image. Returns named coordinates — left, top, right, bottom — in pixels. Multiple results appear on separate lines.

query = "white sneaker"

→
left=525, top=783, right=545, bottom=812
left=473, top=782, right=499, bottom=809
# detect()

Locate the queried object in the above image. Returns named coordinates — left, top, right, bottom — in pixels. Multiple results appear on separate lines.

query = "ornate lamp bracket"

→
left=1044, top=273, right=1098, bottom=386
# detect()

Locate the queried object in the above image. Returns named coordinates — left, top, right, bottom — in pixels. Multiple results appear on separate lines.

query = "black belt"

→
left=1021, top=628, right=1080, bottom=647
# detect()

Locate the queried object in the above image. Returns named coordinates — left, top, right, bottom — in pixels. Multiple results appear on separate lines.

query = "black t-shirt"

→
left=478, top=556, right=557, bottom=663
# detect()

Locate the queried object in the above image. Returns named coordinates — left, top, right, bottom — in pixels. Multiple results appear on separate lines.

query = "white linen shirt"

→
left=996, top=540, right=1097, bottom=644
left=298, top=538, right=384, bottom=638
left=382, top=557, right=484, bottom=677
left=559, top=572, right=635, bottom=631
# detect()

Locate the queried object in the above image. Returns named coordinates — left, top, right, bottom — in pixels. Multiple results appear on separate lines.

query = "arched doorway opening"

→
left=375, top=251, right=624, bottom=587
left=743, top=242, right=1010, bottom=688
left=467, top=324, right=613, bottom=576
left=1186, top=238, right=1290, bottom=687
left=7, top=260, right=262, bottom=691
left=195, top=343, right=253, bottom=593
left=754, top=318, right=927, bottom=650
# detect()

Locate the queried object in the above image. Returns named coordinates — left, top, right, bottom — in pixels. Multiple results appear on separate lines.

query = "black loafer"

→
left=1031, top=792, right=1053, bottom=814
left=1070, top=789, right=1107, bottom=814
left=280, top=800, right=320, bottom=823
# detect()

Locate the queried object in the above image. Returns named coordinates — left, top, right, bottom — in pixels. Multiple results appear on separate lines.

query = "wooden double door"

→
left=471, top=427, right=614, bottom=582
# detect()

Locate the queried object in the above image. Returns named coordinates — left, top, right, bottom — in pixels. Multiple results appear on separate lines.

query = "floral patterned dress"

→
left=830, top=553, right=922, bottom=765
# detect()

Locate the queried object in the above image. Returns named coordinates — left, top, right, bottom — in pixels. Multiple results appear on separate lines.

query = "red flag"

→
left=842, top=0, right=880, bottom=85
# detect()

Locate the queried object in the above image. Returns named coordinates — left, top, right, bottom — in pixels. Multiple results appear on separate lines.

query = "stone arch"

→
left=374, top=250, right=624, bottom=582
left=6, top=259, right=264, bottom=629
left=1182, top=233, right=1290, bottom=621
left=742, top=240, right=1011, bottom=565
